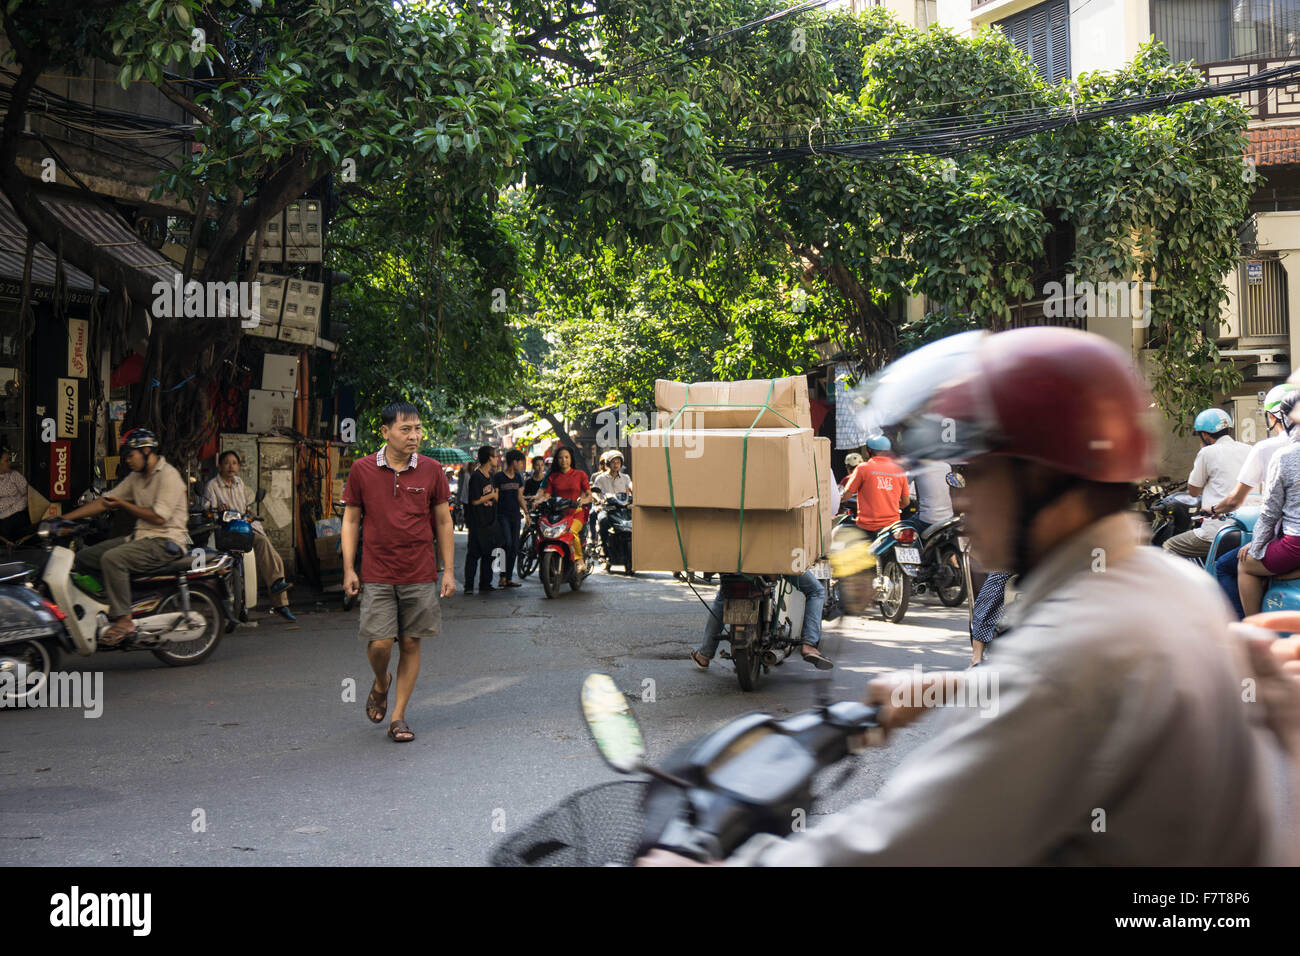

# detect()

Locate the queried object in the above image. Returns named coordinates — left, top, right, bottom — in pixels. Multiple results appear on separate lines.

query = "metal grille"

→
left=1239, top=256, right=1289, bottom=344
left=1152, top=0, right=1300, bottom=63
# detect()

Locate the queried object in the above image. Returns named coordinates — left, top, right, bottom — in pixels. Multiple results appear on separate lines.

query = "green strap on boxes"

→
left=661, top=380, right=824, bottom=576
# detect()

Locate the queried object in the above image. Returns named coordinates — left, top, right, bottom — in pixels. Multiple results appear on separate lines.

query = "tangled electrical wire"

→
left=720, top=59, right=1300, bottom=166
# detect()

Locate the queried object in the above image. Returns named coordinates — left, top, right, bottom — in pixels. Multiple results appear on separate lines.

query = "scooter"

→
left=709, top=573, right=808, bottom=692
left=490, top=673, right=880, bottom=865
left=535, top=497, right=593, bottom=598
left=0, top=560, right=75, bottom=707
left=597, top=492, right=634, bottom=575
left=1202, top=506, right=1300, bottom=612
left=191, top=488, right=265, bottom=625
left=36, top=519, right=233, bottom=666
left=868, top=522, right=916, bottom=623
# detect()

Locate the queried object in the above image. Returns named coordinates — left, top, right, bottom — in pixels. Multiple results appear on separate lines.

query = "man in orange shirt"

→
left=841, top=435, right=910, bottom=535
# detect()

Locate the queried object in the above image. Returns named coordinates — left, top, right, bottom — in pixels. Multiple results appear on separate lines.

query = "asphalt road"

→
left=1, top=530, right=974, bottom=866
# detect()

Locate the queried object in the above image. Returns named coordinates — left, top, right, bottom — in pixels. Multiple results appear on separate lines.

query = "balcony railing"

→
left=1200, top=57, right=1300, bottom=120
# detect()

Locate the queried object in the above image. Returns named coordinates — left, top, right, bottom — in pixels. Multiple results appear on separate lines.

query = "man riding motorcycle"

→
left=840, top=435, right=909, bottom=535
left=592, top=449, right=632, bottom=565
left=645, top=327, right=1283, bottom=866
left=1163, top=407, right=1250, bottom=559
left=58, top=428, right=191, bottom=646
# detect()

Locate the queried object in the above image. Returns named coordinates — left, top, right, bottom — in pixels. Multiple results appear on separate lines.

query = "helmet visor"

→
left=849, top=331, right=1001, bottom=463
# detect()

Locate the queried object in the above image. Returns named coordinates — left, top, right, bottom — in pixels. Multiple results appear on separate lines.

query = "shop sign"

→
left=57, top=378, right=78, bottom=439
left=68, top=318, right=89, bottom=377
left=50, top=440, right=71, bottom=500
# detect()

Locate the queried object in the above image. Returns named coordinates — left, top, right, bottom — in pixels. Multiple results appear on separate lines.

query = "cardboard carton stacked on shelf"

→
left=631, top=375, right=832, bottom=574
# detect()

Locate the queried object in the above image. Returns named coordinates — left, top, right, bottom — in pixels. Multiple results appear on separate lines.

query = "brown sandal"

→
left=690, top=650, right=710, bottom=670
left=388, top=719, right=414, bottom=742
left=98, top=620, right=138, bottom=647
left=366, top=675, right=390, bottom=724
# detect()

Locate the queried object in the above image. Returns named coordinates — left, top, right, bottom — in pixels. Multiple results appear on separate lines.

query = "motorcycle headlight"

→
left=541, top=523, right=564, bottom=538
left=222, top=510, right=241, bottom=522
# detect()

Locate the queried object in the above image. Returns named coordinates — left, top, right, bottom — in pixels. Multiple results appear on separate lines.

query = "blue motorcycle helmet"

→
left=865, top=434, right=891, bottom=452
left=216, top=517, right=255, bottom=553
left=1193, top=408, right=1233, bottom=435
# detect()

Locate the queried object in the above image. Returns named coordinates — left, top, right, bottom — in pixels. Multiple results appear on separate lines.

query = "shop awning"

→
left=0, top=190, right=270, bottom=327
left=0, top=190, right=100, bottom=298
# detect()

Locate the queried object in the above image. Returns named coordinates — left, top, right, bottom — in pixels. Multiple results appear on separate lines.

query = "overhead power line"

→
left=719, top=59, right=1300, bottom=166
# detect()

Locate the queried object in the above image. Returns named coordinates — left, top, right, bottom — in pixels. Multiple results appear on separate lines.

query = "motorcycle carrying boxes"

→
left=632, top=498, right=822, bottom=574
left=655, top=376, right=812, bottom=430
left=630, top=428, right=817, bottom=511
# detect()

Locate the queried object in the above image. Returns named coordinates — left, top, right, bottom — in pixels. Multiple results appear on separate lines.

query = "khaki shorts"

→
left=358, top=581, right=441, bottom=644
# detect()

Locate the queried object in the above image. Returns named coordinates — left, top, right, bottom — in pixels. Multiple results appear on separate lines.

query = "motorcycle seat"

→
left=130, top=549, right=231, bottom=583
left=0, top=561, right=30, bottom=582
left=1273, top=567, right=1300, bottom=582
left=921, top=516, right=961, bottom=541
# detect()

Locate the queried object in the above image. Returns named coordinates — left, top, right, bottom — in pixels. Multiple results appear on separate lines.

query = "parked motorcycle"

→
left=711, top=573, right=808, bottom=691
left=534, top=498, right=593, bottom=598
left=190, top=487, right=265, bottom=625
left=597, top=492, right=634, bottom=575
left=36, top=518, right=232, bottom=666
left=1147, top=487, right=1196, bottom=551
left=0, top=561, right=74, bottom=706
left=491, top=672, right=880, bottom=865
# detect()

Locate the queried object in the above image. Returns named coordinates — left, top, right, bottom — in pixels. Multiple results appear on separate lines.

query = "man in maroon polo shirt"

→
left=341, top=401, right=455, bottom=743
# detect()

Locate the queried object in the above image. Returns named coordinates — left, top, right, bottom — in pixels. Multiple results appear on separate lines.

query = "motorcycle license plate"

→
left=896, top=547, right=920, bottom=564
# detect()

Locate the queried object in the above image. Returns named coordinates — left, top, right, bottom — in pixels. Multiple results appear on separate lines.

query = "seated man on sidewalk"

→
left=59, top=428, right=190, bottom=645
left=203, top=449, right=296, bottom=622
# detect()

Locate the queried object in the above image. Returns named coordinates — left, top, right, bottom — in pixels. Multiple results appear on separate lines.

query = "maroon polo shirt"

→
left=342, top=447, right=450, bottom=585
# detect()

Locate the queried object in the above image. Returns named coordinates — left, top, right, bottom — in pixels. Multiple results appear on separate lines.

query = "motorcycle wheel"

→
left=540, top=551, right=563, bottom=599
left=731, top=630, right=763, bottom=692
left=0, top=638, right=55, bottom=706
left=518, top=530, right=538, bottom=579
left=151, top=586, right=224, bottom=666
left=877, top=558, right=909, bottom=623
left=936, top=548, right=968, bottom=607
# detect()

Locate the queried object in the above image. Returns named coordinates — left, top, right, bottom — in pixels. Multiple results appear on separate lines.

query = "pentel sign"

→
left=50, top=440, right=71, bottom=500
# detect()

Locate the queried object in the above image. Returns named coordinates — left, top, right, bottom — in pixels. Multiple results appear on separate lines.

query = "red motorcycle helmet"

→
left=856, top=327, right=1155, bottom=482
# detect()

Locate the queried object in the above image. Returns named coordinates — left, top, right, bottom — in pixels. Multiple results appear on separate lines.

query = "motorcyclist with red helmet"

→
left=643, top=328, right=1286, bottom=866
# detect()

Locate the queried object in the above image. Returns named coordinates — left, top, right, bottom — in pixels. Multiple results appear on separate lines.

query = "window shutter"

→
left=996, top=0, right=1070, bottom=84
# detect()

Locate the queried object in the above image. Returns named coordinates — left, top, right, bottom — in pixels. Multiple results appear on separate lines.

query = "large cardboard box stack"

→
left=631, top=376, right=831, bottom=574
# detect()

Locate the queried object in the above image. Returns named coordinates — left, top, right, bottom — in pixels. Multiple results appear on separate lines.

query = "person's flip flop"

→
left=366, top=675, right=390, bottom=724
left=802, top=650, right=834, bottom=670
left=98, top=621, right=137, bottom=647
left=388, top=719, right=414, bottom=743
left=690, top=650, right=710, bottom=670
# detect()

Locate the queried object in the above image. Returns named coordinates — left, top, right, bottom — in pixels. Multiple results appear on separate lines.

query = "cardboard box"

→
left=656, top=376, right=811, bottom=430
left=813, top=437, right=831, bottom=557
left=262, top=354, right=298, bottom=392
left=630, top=427, right=816, bottom=511
left=632, top=498, right=821, bottom=574
left=247, top=389, right=294, bottom=433
left=278, top=325, right=316, bottom=346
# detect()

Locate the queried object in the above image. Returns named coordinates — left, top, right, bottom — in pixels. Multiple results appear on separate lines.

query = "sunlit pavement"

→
left=1, top=531, right=976, bottom=865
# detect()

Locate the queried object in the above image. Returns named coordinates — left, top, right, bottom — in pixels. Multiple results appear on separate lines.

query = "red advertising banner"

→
left=49, top=440, right=71, bottom=500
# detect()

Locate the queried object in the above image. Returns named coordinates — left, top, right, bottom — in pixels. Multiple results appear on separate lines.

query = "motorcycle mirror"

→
left=255, top=488, right=268, bottom=504
left=580, top=673, right=646, bottom=774
left=945, top=472, right=966, bottom=489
